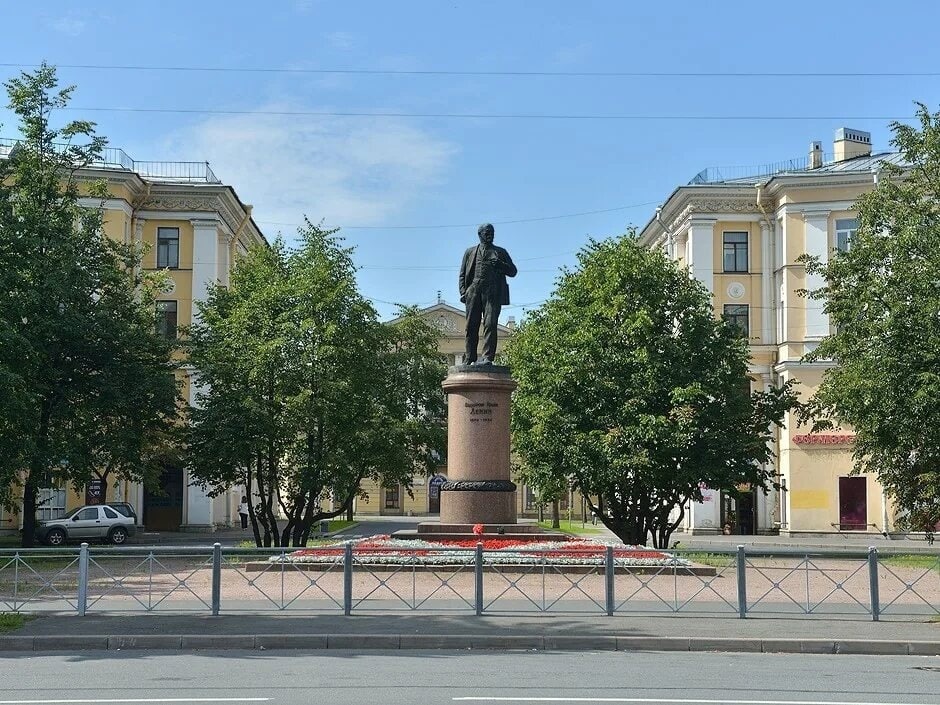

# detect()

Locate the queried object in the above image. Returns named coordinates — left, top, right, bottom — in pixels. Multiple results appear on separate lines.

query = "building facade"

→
left=639, top=127, right=903, bottom=536
left=0, top=144, right=265, bottom=535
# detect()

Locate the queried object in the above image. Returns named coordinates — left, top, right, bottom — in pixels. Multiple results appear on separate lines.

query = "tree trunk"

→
left=21, top=476, right=38, bottom=548
left=537, top=503, right=544, bottom=523
left=346, top=502, right=354, bottom=522
left=551, top=500, right=560, bottom=529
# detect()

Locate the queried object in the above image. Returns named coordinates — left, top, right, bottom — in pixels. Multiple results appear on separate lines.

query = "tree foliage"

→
left=507, top=235, right=799, bottom=547
left=0, top=64, right=179, bottom=546
left=803, top=104, right=940, bottom=539
left=187, top=223, right=445, bottom=546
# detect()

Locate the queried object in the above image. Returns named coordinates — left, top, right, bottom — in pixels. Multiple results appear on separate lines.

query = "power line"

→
left=6, top=62, right=940, bottom=78
left=65, top=106, right=911, bottom=121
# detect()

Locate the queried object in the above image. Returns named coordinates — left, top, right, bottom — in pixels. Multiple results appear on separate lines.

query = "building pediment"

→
left=394, top=302, right=513, bottom=337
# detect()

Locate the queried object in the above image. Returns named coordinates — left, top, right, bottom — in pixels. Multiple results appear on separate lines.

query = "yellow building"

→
left=639, top=127, right=903, bottom=536
left=0, top=143, right=265, bottom=535
left=357, top=302, right=591, bottom=521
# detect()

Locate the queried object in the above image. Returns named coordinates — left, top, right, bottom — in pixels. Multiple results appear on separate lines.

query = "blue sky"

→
left=2, top=0, right=938, bottom=321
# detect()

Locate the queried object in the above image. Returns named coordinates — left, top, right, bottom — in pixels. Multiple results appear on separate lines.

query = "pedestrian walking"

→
left=238, top=495, right=249, bottom=530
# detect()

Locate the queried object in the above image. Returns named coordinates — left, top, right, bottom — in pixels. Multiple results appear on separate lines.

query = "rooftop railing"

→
left=0, top=138, right=220, bottom=184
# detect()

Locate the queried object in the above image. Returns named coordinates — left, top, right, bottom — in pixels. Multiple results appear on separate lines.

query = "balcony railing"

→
left=0, top=138, right=220, bottom=184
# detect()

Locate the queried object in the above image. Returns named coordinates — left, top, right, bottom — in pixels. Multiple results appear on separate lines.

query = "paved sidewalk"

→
left=3, top=611, right=937, bottom=655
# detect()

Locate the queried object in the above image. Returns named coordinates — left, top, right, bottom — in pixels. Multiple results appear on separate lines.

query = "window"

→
left=156, top=301, right=178, bottom=339
left=836, top=218, right=858, bottom=252
left=77, top=508, right=98, bottom=521
left=722, top=232, right=749, bottom=272
left=524, top=486, right=539, bottom=510
left=102, top=507, right=118, bottom=519
left=156, top=227, right=180, bottom=269
left=384, top=485, right=400, bottom=509
left=36, top=487, right=66, bottom=522
left=723, top=304, right=750, bottom=337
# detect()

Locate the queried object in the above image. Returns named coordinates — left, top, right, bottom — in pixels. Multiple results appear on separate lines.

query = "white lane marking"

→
left=452, top=699, right=937, bottom=705
left=0, top=699, right=270, bottom=704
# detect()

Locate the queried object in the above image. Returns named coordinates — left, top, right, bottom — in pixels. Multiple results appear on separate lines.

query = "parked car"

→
left=36, top=504, right=137, bottom=546
left=108, top=502, right=138, bottom=523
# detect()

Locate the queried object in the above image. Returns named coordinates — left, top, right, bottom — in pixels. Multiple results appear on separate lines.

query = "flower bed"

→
left=272, top=534, right=689, bottom=567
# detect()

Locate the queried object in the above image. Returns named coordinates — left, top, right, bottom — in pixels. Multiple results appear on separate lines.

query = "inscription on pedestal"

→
left=466, top=400, right=498, bottom=424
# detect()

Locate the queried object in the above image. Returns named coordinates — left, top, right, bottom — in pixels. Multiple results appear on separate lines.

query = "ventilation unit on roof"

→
left=834, top=127, right=872, bottom=162
left=809, top=140, right=824, bottom=169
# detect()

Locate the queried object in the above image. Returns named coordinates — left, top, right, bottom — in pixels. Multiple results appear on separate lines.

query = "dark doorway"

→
left=144, top=466, right=184, bottom=530
left=839, top=476, right=868, bottom=530
left=721, top=487, right=757, bottom=535
left=737, top=490, right=756, bottom=535
left=428, top=474, right=446, bottom=514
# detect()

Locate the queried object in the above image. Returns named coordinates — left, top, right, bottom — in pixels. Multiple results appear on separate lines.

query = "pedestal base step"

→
left=392, top=526, right=571, bottom=543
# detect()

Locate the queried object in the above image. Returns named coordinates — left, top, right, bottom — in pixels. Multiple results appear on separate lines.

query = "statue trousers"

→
left=465, top=285, right=501, bottom=363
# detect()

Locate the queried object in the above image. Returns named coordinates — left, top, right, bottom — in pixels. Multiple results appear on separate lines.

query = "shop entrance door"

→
left=838, top=477, right=868, bottom=530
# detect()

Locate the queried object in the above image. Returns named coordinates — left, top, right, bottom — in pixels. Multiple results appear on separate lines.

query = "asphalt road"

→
left=1, top=650, right=938, bottom=705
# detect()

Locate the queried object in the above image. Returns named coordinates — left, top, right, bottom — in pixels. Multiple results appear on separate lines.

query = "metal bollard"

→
left=475, top=542, right=484, bottom=616
left=211, top=542, right=222, bottom=616
left=868, top=546, right=880, bottom=622
left=736, top=544, right=747, bottom=619
left=343, top=543, right=353, bottom=616
left=77, top=543, right=89, bottom=617
left=605, top=545, right=615, bottom=616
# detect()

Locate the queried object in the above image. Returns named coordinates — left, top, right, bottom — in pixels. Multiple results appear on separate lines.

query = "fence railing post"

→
left=343, top=543, right=353, bottom=616
left=736, top=544, right=747, bottom=619
left=868, top=546, right=880, bottom=622
left=77, top=543, right=89, bottom=617
left=605, top=545, right=615, bottom=616
left=211, top=542, right=222, bottom=616
left=475, top=542, right=484, bottom=616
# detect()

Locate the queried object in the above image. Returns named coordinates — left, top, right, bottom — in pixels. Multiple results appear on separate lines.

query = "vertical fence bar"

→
left=736, top=545, right=747, bottom=619
left=211, top=543, right=222, bottom=616
left=475, top=542, right=484, bottom=616
left=605, top=545, right=615, bottom=616
left=343, top=543, right=353, bottom=616
left=77, top=543, right=89, bottom=617
left=868, top=546, right=880, bottom=622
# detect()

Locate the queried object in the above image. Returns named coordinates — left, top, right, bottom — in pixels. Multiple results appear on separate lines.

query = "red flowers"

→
left=472, top=523, right=485, bottom=535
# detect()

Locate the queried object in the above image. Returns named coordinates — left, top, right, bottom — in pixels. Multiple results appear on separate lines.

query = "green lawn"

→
left=682, top=552, right=737, bottom=568
left=881, top=554, right=940, bottom=570
left=0, top=613, right=32, bottom=633
left=538, top=519, right=604, bottom=536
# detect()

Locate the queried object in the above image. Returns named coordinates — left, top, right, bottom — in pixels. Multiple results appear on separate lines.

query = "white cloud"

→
left=163, top=106, right=458, bottom=234
left=51, top=15, right=88, bottom=36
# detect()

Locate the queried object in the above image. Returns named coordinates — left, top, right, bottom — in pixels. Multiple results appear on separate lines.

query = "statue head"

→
left=477, top=223, right=495, bottom=245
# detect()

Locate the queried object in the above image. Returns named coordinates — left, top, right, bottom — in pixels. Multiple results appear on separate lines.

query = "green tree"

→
left=803, top=104, right=940, bottom=540
left=0, top=64, right=179, bottom=546
left=507, top=235, right=798, bottom=548
left=187, top=224, right=446, bottom=546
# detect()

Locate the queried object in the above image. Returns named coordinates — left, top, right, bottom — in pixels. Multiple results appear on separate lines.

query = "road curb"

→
left=2, top=634, right=937, bottom=655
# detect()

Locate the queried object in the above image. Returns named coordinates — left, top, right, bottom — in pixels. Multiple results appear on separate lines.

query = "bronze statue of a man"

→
left=458, top=223, right=518, bottom=365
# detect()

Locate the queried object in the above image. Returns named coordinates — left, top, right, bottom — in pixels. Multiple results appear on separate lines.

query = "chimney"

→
left=833, top=128, right=872, bottom=162
left=506, top=316, right=516, bottom=331
left=809, top=141, right=823, bottom=169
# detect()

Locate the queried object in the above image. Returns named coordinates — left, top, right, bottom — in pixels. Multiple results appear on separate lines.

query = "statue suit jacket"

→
left=459, top=244, right=518, bottom=306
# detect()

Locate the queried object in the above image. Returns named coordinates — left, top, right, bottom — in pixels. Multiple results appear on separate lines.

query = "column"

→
left=217, top=231, right=233, bottom=288
left=182, top=371, right=214, bottom=531
left=760, top=220, right=774, bottom=344
left=687, top=218, right=716, bottom=294
left=191, top=218, right=220, bottom=306
left=757, top=372, right=777, bottom=533
left=802, top=210, right=830, bottom=341
left=133, top=218, right=145, bottom=279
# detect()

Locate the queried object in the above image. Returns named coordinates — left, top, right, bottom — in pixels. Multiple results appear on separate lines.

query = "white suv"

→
left=36, top=504, right=137, bottom=546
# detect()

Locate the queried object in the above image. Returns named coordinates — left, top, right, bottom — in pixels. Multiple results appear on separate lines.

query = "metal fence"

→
left=0, top=544, right=936, bottom=620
